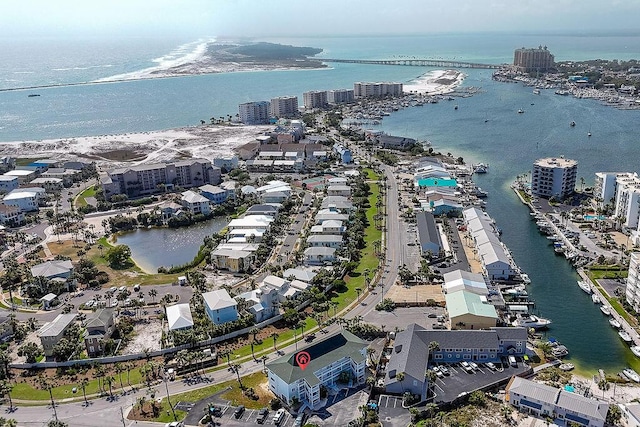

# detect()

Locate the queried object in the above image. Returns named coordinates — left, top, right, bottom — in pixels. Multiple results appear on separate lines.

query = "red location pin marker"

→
left=296, top=351, right=311, bottom=371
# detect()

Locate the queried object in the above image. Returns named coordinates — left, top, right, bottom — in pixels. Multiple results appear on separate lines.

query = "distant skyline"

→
left=2, top=0, right=640, bottom=38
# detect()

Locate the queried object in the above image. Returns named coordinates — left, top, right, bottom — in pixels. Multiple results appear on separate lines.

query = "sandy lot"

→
left=121, top=318, right=163, bottom=353
left=0, top=124, right=272, bottom=167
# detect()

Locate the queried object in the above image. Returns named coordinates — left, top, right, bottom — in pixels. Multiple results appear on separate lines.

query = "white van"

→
left=508, top=356, right=517, bottom=367
left=273, top=408, right=286, bottom=425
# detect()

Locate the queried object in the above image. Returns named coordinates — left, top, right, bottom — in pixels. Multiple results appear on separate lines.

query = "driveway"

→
left=377, top=395, right=411, bottom=427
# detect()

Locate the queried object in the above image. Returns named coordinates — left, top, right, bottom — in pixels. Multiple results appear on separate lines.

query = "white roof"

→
left=3, top=170, right=35, bottom=176
left=181, top=190, right=209, bottom=204
left=228, top=215, right=273, bottom=228
left=166, top=304, right=194, bottom=330
left=283, top=268, right=317, bottom=282
left=262, top=275, right=287, bottom=290
left=443, top=269, right=488, bottom=295
left=202, top=289, right=237, bottom=310
left=0, top=176, right=17, bottom=181
left=4, top=188, right=45, bottom=200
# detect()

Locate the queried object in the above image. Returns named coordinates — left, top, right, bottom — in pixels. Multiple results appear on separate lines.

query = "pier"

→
left=321, top=58, right=502, bottom=69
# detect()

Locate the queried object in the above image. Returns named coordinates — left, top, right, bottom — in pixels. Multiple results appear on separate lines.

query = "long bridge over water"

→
left=322, top=58, right=502, bottom=69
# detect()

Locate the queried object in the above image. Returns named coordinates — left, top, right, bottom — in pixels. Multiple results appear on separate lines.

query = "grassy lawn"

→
left=335, top=175, right=382, bottom=311
left=15, top=158, right=43, bottom=167
left=588, top=266, right=627, bottom=280
left=11, top=368, right=145, bottom=401
left=48, top=239, right=181, bottom=286
left=75, top=185, right=96, bottom=208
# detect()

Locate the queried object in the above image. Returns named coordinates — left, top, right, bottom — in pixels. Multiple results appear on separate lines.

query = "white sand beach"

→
left=0, top=124, right=272, bottom=167
left=403, top=69, right=466, bottom=95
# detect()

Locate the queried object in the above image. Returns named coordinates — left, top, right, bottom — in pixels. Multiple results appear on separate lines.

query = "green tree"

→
left=79, top=378, right=89, bottom=406
left=396, top=372, right=405, bottom=392
left=0, top=380, right=13, bottom=410
left=606, top=403, right=622, bottom=425
left=105, top=244, right=132, bottom=269
left=468, top=390, right=486, bottom=407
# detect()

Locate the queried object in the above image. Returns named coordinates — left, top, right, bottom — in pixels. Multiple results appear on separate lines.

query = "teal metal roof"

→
left=417, top=178, right=457, bottom=188
left=445, top=290, right=498, bottom=319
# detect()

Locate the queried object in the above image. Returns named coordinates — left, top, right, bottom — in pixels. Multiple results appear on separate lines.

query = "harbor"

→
left=510, top=179, right=640, bottom=377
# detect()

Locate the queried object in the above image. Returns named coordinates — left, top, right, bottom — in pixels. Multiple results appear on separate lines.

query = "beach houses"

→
left=202, top=289, right=238, bottom=325
left=38, top=313, right=77, bottom=357
left=304, top=247, right=336, bottom=265
left=30, top=177, right=64, bottom=193
left=166, top=303, right=194, bottom=331
left=310, top=220, right=346, bottom=235
left=0, top=176, right=18, bottom=194
left=180, top=190, right=212, bottom=216
left=464, top=207, right=515, bottom=280
left=3, top=187, right=46, bottom=212
left=84, top=308, right=115, bottom=356
left=327, top=184, right=351, bottom=198
left=210, top=248, right=255, bottom=273
left=30, top=259, right=74, bottom=292
left=442, top=270, right=489, bottom=296
left=505, top=376, right=608, bottom=427
left=306, top=234, right=343, bottom=249
left=3, top=169, right=37, bottom=185
left=199, top=184, right=228, bottom=204
left=320, top=196, right=354, bottom=212
left=0, top=204, right=25, bottom=227
left=266, top=330, right=367, bottom=409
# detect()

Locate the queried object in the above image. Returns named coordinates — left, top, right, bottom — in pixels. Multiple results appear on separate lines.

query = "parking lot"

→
left=430, top=358, right=531, bottom=404
left=377, top=395, right=412, bottom=427
left=185, top=403, right=296, bottom=427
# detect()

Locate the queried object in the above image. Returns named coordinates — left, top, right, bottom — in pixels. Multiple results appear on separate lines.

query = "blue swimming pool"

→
left=584, top=214, right=606, bottom=221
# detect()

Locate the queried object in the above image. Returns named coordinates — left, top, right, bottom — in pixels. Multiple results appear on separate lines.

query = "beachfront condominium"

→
left=531, top=157, right=577, bottom=200
left=101, top=159, right=220, bottom=200
left=513, top=46, right=555, bottom=73
left=270, top=96, right=299, bottom=118
left=353, top=82, right=403, bottom=98
left=302, top=90, right=328, bottom=109
left=327, top=89, right=354, bottom=104
left=627, top=253, right=640, bottom=313
left=239, top=101, right=271, bottom=124
left=594, top=172, right=640, bottom=229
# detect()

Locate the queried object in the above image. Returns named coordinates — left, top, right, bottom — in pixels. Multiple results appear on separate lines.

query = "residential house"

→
left=2, top=169, right=37, bottom=184
left=309, top=220, right=346, bottom=235
left=282, top=268, right=317, bottom=283
left=166, top=304, right=194, bottom=331
left=212, top=157, right=239, bottom=171
left=84, top=308, right=115, bottom=356
left=30, top=259, right=74, bottom=292
left=327, top=185, right=351, bottom=197
left=202, top=289, right=239, bottom=325
left=29, top=177, right=64, bottom=192
left=267, top=330, right=367, bottom=409
left=304, top=247, right=336, bottom=265
left=306, top=234, right=343, bottom=249
left=445, top=290, right=498, bottom=330
left=505, top=376, right=608, bottom=427
left=38, top=313, right=77, bottom=357
left=314, top=210, right=349, bottom=224
left=320, top=196, right=354, bottom=212
left=199, top=184, right=228, bottom=204
left=0, top=176, right=18, bottom=194
left=3, top=187, right=46, bottom=212
left=0, top=203, right=25, bottom=227
left=180, top=190, right=212, bottom=216
left=245, top=204, right=279, bottom=218
left=220, top=180, right=237, bottom=200
left=210, top=248, right=254, bottom=273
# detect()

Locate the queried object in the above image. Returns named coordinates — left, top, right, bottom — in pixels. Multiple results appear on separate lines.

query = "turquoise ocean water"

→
left=2, top=32, right=640, bottom=374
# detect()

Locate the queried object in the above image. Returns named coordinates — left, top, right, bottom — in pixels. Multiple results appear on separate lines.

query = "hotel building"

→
left=302, top=90, right=328, bottom=109
left=353, top=82, right=403, bottom=98
left=270, top=96, right=299, bottom=118
left=513, top=46, right=555, bottom=72
left=327, top=89, right=354, bottom=104
left=239, top=101, right=271, bottom=124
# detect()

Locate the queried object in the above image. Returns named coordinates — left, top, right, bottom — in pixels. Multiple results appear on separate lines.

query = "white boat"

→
left=517, top=109, right=524, bottom=114
left=631, top=346, right=640, bottom=358
left=623, top=368, right=640, bottom=382
left=533, top=89, right=541, bottom=95
left=619, top=331, right=633, bottom=343
left=512, top=315, right=552, bottom=330
left=559, top=363, right=575, bottom=371
left=577, top=280, right=592, bottom=294
left=592, top=294, right=600, bottom=304
left=520, top=273, right=531, bottom=284
left=610, top=318, right=621, bottom=329
left=552, top=345, right=569, bottom=358
left=600, top=305, right=611, bottom=316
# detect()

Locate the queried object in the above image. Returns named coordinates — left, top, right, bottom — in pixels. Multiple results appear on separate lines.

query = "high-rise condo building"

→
left=327, top=89, right=354, bottom=104
left=531, top=157, right=577, bottom=199
left=270, top=96, right=299, bottom=118
left=513, top=46, right=555, bottom=72
left=302, top=90, right=328, bottom=109
left=238, top=101, right=271, bottom=124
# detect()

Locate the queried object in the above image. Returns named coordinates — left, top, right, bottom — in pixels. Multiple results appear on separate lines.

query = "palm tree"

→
left=148, top=289, right=158, bottom=303
left=500, top=404, right=513, bottom=422
left=0, top=380, right=13, bottom=410
left=37, top=375, right=57, bottom=421
left=428, top=341, right=440, bottom=361
left=250, top=327, right=259, bottom=342
left=79, top=378, right=89, bottom=406
left=105, top=375, right=115, bottom=397
left=271, top=332, right=279, bottom=351
left=114, top=363, right=125, bottom=390
left=396, top=372, right=405, bottom=392
left=367, top=348, right=377, bottom=366
left=597, top=378, right=610, bottom=398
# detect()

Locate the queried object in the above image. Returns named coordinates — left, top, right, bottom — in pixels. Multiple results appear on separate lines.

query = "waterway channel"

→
left=378, top=69, right=640, bottom=376
left=113, top=217, right=227, bottom=274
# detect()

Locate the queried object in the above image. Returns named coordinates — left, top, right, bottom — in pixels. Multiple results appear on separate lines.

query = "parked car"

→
left=431, top=366, right=444, bottom=378
left=485, top=362, right=497, bottom=371
left=165, top=422, right=183, bottom=427
left=469, top=362, right=479, bottom=371
left=234, top=405, right=245, bottom=419
left=85, top=300, right=95, bottom=308
left=256, top=408, right=269, bottom=424
left=460, top=361, right=474, bottom=373
left=439, top=365, right=450, bottom=376
left=293, top=412, right=307, bottom=427
left=208, top=405, right=222, bottom=417
left=427, top=313, right=438, bottom=318
left=118, top=286, right=126, bottom=292
left=273, top=408, right=286, bottom=425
